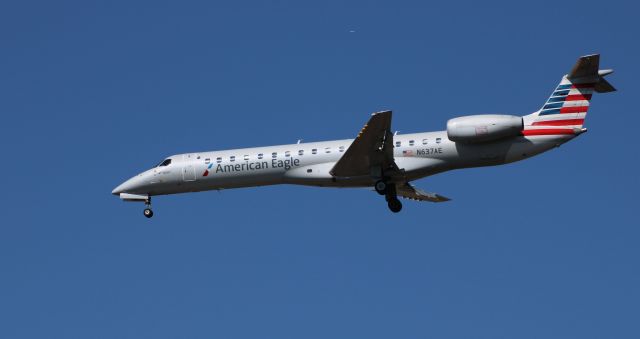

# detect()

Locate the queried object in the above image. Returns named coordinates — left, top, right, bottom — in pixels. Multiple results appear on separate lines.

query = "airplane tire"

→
left=374, top=180, right=387, bottom=195
left=144, top=208, right=154, bottom=218
left=388, top=198, right=402, bottom=213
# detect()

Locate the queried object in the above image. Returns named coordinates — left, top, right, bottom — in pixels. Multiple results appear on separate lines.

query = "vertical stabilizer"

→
left=523, top=54, right=615, bottom=136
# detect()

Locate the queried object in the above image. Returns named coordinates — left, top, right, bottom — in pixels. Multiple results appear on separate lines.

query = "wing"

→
left=330, top=110, right=398, bottom=177
left=396, top=182, right=450, bottom=203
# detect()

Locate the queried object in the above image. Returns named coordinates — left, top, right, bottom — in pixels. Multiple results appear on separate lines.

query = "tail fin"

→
left=523, top=54, right=615, bottom=136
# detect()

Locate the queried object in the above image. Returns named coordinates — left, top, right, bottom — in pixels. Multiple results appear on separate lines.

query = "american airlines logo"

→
left=202, top=163, right=214, bottom=177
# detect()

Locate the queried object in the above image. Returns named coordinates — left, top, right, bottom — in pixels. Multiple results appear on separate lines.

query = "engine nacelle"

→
left=447, top=114, right=523, bottom=143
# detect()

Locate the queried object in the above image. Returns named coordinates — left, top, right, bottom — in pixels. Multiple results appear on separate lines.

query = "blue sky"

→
left=1, top=0, right=638, bottom=338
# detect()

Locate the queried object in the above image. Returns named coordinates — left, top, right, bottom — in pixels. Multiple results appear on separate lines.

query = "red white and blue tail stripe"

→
left=523, top=54, right=615, bottom=136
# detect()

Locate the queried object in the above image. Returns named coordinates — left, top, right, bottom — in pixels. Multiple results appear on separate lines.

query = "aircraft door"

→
left=182, top=154, right=197, bottom=182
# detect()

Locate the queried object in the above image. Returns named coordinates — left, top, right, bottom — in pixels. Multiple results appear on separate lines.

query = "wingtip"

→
left=580, top=53, right=600, bottom=58
left=372, top=110, right=392, bottom=116
left=436, top=195, right=451, bottom=202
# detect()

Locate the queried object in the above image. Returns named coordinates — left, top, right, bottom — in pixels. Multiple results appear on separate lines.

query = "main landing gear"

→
left=374, top=180, right=387, bottom=195
left=143, top=198, right=153, bottom=218
left=387, top=196, right=402, bottom=213
left=377, top=180, right=402, bottom=213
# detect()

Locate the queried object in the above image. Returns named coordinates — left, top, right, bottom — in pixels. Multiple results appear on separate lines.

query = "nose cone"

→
left=112, top=179, right=133, bottom=195
left=112, top=174, right=147, bottom=195
left=112, top=182, right=128, bottom=195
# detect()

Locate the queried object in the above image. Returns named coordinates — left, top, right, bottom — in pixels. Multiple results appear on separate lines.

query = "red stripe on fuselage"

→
left=532, top=119, right=584, bottom=126
left=522, top=129, right=575, bottom=136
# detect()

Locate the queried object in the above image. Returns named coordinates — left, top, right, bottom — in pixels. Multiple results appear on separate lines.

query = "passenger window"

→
left=205, top=158, right=210, bottom=164
left=339, top=146, right=345, bottom=152
left=422, top=139, right=428, bottom=145
left=298, top=150, right=304, bottom=156
left=312, top=149, right=317, bottom=154
left=258, top=153, right=263, bottom=159
left=409, top=140, right=415, bottom=146
left=325, top=147, right=331, bottom=153
left=244, top=155, right=249, bottom=161
left=272, top=152, right=277, bottom=158
left=436, top=138, right=442, bottom=144
left=285, top=151, right=291, bottom=157
left=216, top=157, right=222, bottom=163
left=230, top=156, right=235, bottom=162
left=395, top=141, right=401, bottom=147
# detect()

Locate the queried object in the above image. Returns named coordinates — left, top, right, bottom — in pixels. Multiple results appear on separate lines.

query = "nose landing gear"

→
left=143, top=198, right=154, bottom=218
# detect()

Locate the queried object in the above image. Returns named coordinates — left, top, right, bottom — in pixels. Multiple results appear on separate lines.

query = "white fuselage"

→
left=112, top=130, right=574, bottom=197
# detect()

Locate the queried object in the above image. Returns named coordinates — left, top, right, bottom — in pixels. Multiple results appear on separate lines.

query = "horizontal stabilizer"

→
left=567, top=54, right=616, bottom=93
left=595, top=77, right=616, bottom=93
left=568, top=54, right=600, bottom=79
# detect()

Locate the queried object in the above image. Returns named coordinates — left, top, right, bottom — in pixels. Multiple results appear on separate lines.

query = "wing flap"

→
left=396, top=183, right=450, bottom=203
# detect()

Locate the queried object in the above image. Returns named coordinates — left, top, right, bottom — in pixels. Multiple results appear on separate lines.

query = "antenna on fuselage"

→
left=297, top=139, right=302, bottom=144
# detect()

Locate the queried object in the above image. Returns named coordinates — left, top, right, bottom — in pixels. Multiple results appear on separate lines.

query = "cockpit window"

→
left=157, top=158, right=172, bottom=167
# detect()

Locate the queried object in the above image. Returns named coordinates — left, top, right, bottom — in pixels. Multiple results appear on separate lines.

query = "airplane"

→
left=112, top=54, right=615, bottom=217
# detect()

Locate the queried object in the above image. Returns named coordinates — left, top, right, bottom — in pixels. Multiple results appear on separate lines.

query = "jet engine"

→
left=447, top=114, right=523, bottom=143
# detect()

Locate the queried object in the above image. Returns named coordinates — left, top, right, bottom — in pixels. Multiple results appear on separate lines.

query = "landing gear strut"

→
left=143, top=198, right=153, bottom=218
left=383, top=182, right=402, bottom=213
